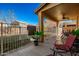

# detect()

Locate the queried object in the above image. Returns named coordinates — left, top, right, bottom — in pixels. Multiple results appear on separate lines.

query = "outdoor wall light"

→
left=63, top=16, right=70, bottom=20
left=62, top=14, right=70, bottom=20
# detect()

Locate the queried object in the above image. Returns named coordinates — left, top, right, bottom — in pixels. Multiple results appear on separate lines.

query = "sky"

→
left=0, top=3, right=40, bottom=25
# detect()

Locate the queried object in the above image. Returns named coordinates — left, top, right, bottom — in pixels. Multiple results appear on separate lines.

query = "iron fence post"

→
left=19, top=26, right=21, bottom=47
left=1, top=23, right=3, bottom=55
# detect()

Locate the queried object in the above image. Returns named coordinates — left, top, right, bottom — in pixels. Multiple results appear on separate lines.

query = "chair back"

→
left=64, top=34, right=76, bottom=50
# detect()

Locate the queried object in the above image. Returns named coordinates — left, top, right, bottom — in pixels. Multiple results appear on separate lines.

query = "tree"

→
left=7, top=9, right=16, bottom=24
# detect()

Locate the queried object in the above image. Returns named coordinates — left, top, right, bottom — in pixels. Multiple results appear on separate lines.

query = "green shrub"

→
left=34, top=31, right=44, bottom=36
left=72, top=30, right=76, bottom=35
left=72, top=29, right=79, bottom=36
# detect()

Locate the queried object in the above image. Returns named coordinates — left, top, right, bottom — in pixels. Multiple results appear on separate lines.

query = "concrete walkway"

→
left=5, top=36, right=56, bottom=56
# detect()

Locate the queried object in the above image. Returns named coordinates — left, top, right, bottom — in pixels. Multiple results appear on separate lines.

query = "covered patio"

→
left=3, top=3, right=79, bottom=56
left=35, top=3, right=79, bottom=44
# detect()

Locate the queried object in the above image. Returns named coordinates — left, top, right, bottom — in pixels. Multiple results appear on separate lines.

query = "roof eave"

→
left=35, top=3, right=48, bottom=14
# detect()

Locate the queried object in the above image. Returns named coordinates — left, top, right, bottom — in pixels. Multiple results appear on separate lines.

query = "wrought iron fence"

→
left=0, top=23, right=30, bottom=55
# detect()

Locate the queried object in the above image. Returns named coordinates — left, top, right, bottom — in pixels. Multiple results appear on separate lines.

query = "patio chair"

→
left=50, top=34, right=76, bottom=56
left=71, top=37, right=79, bottom=56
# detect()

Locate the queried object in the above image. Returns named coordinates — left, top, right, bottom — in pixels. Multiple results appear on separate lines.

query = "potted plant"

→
left=33, top=31, right=43, bottom=46
left=72, top=29, right=79, bottom=48
left=72, top=29, right=79, bottom=36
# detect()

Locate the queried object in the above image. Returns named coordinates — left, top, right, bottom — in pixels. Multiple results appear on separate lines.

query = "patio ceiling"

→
left=44, top=3, right=79, bottom=21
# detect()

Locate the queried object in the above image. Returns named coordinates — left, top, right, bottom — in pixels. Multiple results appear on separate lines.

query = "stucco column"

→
left=38, top=12, right=44, bottom=42
left=56, top=21, right=63, bottom=44
left=76, top=16, right=79, bottom=29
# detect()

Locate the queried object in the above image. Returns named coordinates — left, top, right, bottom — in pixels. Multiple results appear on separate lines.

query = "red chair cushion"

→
left=55, top=34, right=76, bottom=50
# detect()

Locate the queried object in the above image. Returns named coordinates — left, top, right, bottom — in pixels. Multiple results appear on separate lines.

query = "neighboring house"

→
left=44, top=19, right=56, bottom=31
left=0, top=20, right=36, bottom=36
left=10, top=20, right=28, bottom=35
left=36, top=19, right=57, bottom=36
left=0, top=20, right=28, bottom=36
left=0, top=21, right=7, bottom=36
